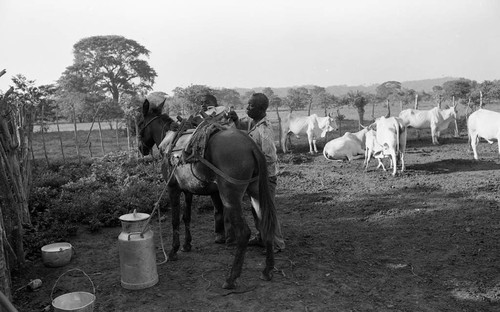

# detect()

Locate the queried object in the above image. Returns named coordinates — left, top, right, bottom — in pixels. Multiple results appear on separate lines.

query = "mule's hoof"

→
left=222, top=280, right=236, bottom=289
left=260, top=271, right=273, bottom=281
left=181, top=244, right=192, bottom=252
left=168, top=253, right=179, bottom=261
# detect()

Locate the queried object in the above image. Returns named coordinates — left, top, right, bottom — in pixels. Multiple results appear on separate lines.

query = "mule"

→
left=137, top=99, right=277, bottom=289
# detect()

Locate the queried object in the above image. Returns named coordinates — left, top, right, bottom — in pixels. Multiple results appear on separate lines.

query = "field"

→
left=12, top=103, right=500, bottom=311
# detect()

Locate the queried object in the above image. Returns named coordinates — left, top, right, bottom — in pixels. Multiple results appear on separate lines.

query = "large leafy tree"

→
left=285, top=87, right=310, bottom=113
left=309, top=86, right=336, bottom=116
left=376, top=81, right=402, bottom=104
left=215, top=88, right=242, bottom=108
left=442, top=78, right=474, bottom=104
left=172, top=85, right=214, bottom=115
left=60, top=35, right=157, bottom=103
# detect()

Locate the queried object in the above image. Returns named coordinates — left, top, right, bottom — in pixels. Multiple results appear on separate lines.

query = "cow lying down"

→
left=323, top=127, right=369, bottom=161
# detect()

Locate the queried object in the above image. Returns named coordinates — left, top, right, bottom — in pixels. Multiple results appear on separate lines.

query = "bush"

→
left=27, top=152, right=166, bottom=256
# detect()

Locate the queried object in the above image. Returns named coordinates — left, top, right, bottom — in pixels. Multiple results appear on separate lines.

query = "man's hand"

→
left=170, top=122, right=180, bottom=131
left=227, top=111, right=238, bottom=122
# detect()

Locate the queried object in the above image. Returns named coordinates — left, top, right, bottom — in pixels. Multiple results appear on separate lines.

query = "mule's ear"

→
left=143, top=99, right=150, bottom=117
left=158, top=99, right=166, bottom=112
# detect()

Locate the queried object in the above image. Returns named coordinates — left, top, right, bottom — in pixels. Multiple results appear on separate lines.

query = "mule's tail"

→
left=252, top=148, right=277, bottom=244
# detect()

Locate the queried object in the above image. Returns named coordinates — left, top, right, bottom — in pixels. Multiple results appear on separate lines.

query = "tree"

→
left=345, top=90, right=368, bottom=127
left=442, top=78, right=474, bottom=104
left=285, top=87, right=310, bottom=113
left=241, top=90, right=256, bottom=107
left=60, top=35, right=157, bottom=103
left=215, top=88, right=242, bottom=108
left=432, top=85, right=445, bottom=108
left=376, top=81, right=402, bottom=104
left=309, top=87, right=336, bottom=116
left=172, top=85, right=214, bottom=115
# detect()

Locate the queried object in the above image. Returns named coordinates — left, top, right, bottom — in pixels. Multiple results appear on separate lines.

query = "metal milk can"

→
left=118, top=210, right=159, bottom=290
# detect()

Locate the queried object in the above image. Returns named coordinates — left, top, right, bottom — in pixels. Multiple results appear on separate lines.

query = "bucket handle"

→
left=51, top=268, right=95, bottom=301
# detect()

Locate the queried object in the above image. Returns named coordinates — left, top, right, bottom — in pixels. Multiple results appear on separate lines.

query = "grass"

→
left=32, top=128, right=135, bottom=162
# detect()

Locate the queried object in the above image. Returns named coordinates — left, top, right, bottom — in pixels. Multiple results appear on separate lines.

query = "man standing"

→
left=228, top=93, right=285, bottom=252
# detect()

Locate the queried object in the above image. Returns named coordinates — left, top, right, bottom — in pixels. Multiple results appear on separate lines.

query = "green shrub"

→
left=27, top=152, right=167, bottom=256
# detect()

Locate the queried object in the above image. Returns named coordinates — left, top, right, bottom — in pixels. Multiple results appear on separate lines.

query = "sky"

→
left=1, top=0, right=499, bottom=95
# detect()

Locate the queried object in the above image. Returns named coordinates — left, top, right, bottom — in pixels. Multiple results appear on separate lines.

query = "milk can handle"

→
left=51, top=268, right=96, bottom=301
left=127, top=231, right=146, bottom=240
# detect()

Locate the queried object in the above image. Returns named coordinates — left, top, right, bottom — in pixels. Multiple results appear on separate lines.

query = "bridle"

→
left=139, top=115, right=171, bottom=149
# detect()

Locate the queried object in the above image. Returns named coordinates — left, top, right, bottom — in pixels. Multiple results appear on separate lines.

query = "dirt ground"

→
left=12, top=129, right=500, bottom=312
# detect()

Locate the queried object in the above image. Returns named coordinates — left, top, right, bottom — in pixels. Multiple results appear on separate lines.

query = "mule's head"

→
left=137, top=99, right=168, bottom=156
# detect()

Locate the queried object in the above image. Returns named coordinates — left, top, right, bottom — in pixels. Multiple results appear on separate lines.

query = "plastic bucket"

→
left=51, top=269, right=96, bottom=312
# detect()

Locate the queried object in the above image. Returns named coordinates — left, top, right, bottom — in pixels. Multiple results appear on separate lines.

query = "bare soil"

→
left=12, top=128, right=500, bottom=312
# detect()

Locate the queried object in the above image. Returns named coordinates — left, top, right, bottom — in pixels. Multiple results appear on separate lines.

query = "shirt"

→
left=239, top=116, right=278, bottom=177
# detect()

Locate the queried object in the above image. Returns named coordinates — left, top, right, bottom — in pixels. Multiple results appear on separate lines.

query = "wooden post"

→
left=371, top=101, right=375, bottom=120
left=414, top=93, right=418, bottom=110
left=126, top=119, right=131, bottom=158
left=98, top=117, right=105, bottom=156
left=55, top=108, right=65, bottom=162
left=72, top=106, right=81, bottom=164
left=276, top=105, right=282, bottom=153
left=115, top=119, right=120, bottom=151
left=480, top=91, right=483, bottom=108
left=40, top=104, right=49, bottom=167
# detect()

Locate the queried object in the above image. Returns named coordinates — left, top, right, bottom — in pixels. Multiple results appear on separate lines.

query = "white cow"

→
left=323, top=127, right=369, bottom=161
left=363, top=129, right=388, bottom=171
left=282, top=113, right=337, bottom=154
left=399, top=105, right=458, bottom=145
left=467, top=109, right=500, bottom=160
left=371, top=116, right=407, bottom=176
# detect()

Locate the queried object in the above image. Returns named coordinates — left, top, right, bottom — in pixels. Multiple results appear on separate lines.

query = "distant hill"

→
left=233, top=77, right=459, bottom=97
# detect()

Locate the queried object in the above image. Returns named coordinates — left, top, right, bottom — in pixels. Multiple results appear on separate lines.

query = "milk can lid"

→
left=119, top=212, right=150, bottom=222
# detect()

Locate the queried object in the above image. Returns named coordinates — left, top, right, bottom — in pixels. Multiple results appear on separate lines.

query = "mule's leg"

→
left=222, top=205, right=251, bottom=289
left=211, top=193, right=227, bottom=244
left=167, top=184, right=182, bottom=261
left=181, top=191, right=192, bottom=252
left=218, top=185, right=250, bottom=289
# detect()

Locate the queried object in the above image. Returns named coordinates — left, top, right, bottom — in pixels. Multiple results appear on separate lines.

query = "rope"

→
left=140, top=161, right=179, bottom=265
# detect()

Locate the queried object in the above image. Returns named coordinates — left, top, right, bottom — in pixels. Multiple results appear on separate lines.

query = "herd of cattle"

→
left=282, top=107, right=500, bottom=175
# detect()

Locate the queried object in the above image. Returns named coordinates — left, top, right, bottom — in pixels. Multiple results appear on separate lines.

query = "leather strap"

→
left=196, top=156, right=259, bottom=185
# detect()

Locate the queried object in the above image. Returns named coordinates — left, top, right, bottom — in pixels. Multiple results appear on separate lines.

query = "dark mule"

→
left=138, top=99, right=277, bottom=289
